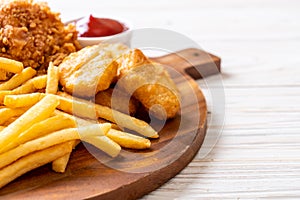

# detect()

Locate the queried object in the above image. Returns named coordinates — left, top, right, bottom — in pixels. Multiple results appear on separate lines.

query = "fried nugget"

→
left=117, top=49, right=180, bottom=119
left=95, top=88, right=139, bottom=116
left=58, top=43, right=128, bottom=98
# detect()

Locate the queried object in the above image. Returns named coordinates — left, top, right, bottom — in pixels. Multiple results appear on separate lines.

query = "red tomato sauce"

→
left=75, top=15, right=128, bottom=37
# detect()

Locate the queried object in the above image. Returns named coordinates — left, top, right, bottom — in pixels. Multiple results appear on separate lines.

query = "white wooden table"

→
left=47, top=0, right=300, bottom=199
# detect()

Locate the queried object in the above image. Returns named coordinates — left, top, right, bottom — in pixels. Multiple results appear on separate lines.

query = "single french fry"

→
left=106, top=129, right=151, bottom=149
left=4, top=93, right=44, bottom=108
left=0, top=67, right=36, bottom=91
left=0, top=107, right=28, bottom=125
left=0, top=57, right=23, bottom=74
left=0, top=124, right=110, bottom=169
left=46, top=62, right=59, bottom=94
left=83, top=136, right=121, bottom=157
left=12, top=75, right=47, bottom=94
left=56, top=93, right=158, bottom=138
left=0, top=95, right=59, bottom=154
left=3, top=114, right=76, bottom=153
left=0, top=141, right=74, bottom=189
left=0, top=90, right=12, bottom=104
left=52, top=140, right=80, bottom=173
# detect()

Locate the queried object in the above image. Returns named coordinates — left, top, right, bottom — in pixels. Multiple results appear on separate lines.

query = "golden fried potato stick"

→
left=0, top=124, right=110, bottom=169
left=3, top=93, right=40, bottom=107
left=3, top=114, right=76, bottom=153
left=12, top=75, right=47, bottom=94
left=0, top=107, right=28, bottom=125
left=83, top=136, right=121, bottom=157
left=0, top=94, right=59, bottom=154
left=0, top=91, right=12, bottom=104
left=52, top=140, right=80, bottom=173
left=46, top=62, right=59, bottom=94
left=0, top=57, right=24, bottom=74
left=0, top=141, right=74, bottom=189
left=106, top=129, right=151, bottom=149
left=56, top=93, right=159, bottom=138
left=3, top=93, right=43, bottom=108
left=0, top=67, right=36, bottom=91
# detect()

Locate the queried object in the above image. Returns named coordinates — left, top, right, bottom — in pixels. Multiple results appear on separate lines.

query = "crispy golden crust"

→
left=118, top=49, right=180, bottom=119
left=58, top=43, right=128, bottom=98
left=0, top=0, right=81, bottom=70
left=95, top=88, right=139, bottom=116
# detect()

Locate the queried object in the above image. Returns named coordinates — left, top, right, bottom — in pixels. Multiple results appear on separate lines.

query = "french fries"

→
left=106, top=129, right=151, bottom=149
left=57, top=93, right=158, bottom=138
left=0, top=95, right=59, bottom=153
left=52, top=140, right=80, bottom=173
left=0, top=107, right=28, bottom=125
left=12, top=75, right=47, bottom=94
left=0, top=124, right=110, bottom=169
left=0, top=67, right=36, bottom=91
left=0, top=76, right=47, bottom=104
left=3, top=93, right=43, bottom=108
left=0, top=141, right=74, bottom=189
left=0, top=91, right=12, bottom=103
left=83, top=136, right=121, bottom=157
left=3, top=114, right=76, bottom=153
left=0, top=57, right=23, bottom=74
left=46, top=62, right=59, bottom=94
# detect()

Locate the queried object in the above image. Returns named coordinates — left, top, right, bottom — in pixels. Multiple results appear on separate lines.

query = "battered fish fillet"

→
left=95, top=88, right=139, bottom=116
left=0, top=0, right=80, bottom=71
left=117, top=49, right=180, bottom=119
left=58, top=43, right=128, bottom=98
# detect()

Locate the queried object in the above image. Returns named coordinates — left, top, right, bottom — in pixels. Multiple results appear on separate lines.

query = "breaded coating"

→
left=95, top=88, right=139, bottom=116
left=58, top=43, right=128, bottom=98
left=0, top=0, right=81, bottom=71
left=118, top=49, right=180, bottom=119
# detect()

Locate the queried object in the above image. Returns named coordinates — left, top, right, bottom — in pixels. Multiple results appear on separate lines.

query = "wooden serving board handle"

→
left=152, top=48, right=221, bottom=79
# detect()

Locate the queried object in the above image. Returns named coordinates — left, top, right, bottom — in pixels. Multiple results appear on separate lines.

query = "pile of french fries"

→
left=0, top=57, right=157, bottom=189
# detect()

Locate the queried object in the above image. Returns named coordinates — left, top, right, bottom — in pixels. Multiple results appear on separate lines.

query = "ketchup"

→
left=75, top=15, right=128, bottom=37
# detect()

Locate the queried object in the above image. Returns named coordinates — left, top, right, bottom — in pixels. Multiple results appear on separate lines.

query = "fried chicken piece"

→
left=95, top=88, right=139, bottom=116
left=0, top=0, right=80, bottom=71
left=117, top=49, right=180, bottom=119
left=58, top=43, right=128, bottom=98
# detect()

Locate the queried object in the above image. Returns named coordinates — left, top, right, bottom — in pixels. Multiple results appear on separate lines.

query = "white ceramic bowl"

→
left=66, top=16, right=132, bottom=47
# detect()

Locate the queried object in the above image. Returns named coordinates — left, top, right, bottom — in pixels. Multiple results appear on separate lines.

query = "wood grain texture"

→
left=0, top=50, right=208, bottom=200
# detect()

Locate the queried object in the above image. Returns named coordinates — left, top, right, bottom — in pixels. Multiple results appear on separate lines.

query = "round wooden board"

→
left=0, top=49, right=210, bottom=200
